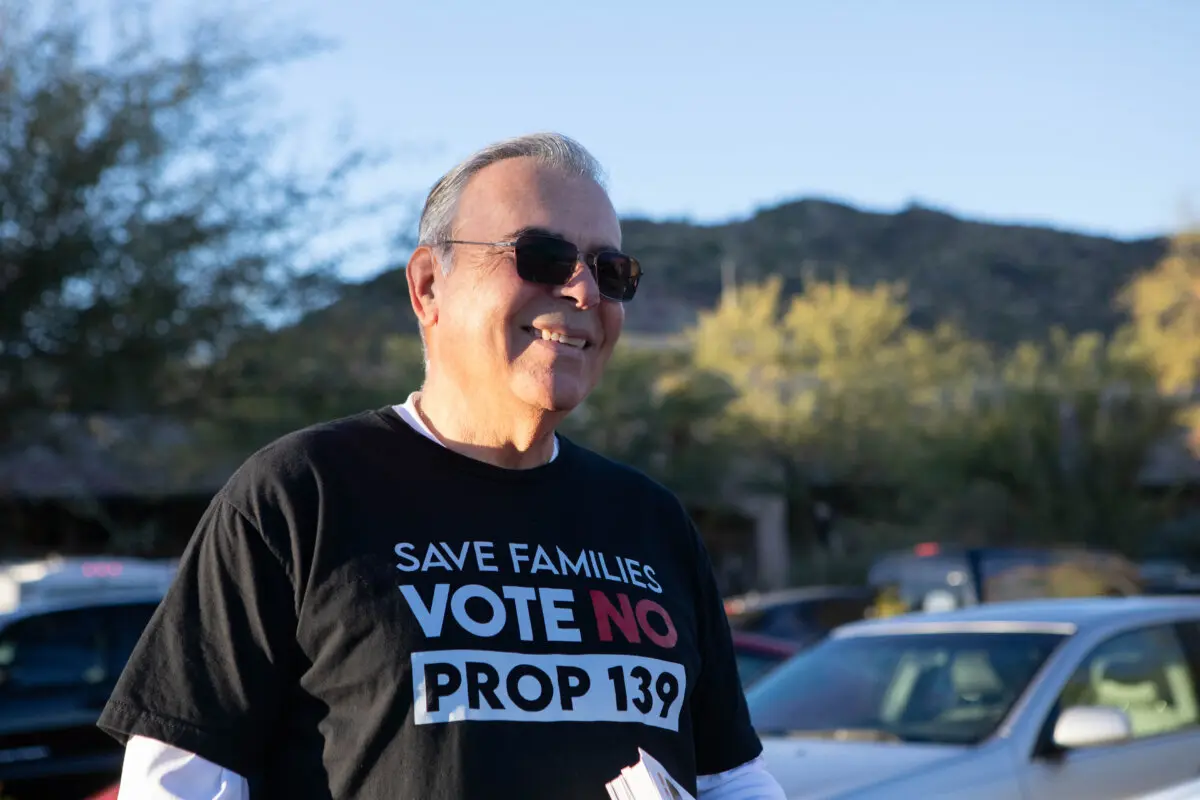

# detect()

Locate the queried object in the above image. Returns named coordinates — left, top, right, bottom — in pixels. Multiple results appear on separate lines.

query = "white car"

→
left=1138, top=775, right=1200, bottom=799
left=746, top=596, right=1200, bottom=799
left=0, top=556, right=177, bottom=614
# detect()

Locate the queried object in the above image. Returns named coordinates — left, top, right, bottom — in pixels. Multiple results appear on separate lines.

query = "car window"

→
left=1058, top=624, right=1200, bottom=740
left=747, top=631, right=1067, bottom=745
left=735, top=651, right=786, bottom=688
left=0, top=608, right=108, bottom=692
left=1179, top=621, right=1200, bottom=669
left=874, top=575, right=971, bottom=614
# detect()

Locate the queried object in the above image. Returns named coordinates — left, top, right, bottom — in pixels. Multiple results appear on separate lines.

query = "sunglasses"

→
left=441, top=234, right=642, bottom=302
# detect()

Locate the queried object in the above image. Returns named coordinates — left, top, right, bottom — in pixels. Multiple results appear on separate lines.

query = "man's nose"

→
left=554, top=259, right=601, bottom=309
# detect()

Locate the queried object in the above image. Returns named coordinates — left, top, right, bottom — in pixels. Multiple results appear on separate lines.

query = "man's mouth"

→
left=522, top=326, right=591, bottom=350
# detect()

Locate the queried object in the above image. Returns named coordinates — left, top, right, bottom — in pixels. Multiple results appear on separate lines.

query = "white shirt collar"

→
left=391, top=393, right=559, bottom=462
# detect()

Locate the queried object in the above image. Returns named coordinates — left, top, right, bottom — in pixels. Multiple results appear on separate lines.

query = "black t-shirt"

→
left=98, top=408, right=761, bottom=799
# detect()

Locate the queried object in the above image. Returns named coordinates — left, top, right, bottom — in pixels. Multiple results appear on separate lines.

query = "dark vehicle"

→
left=1140, top=559, right=1200, bottom=596
left=731, top=631, right=800, bottom=688
left=0, top=592, right=163, bottom=800
left=724, top=586, right=876, bottom=646
left=867, top=543, right=1143, bottom=618
left=1144, top=576, right=1200, bottom=596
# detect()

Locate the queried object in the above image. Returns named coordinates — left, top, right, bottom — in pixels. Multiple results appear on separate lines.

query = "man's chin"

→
left=511, top=376, right=592, bottom=415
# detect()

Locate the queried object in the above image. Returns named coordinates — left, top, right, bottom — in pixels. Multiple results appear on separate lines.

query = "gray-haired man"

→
left=99, top=133, right=785, bottom=799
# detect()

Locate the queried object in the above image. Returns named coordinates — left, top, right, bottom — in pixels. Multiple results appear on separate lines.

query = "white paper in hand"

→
left=604, top=748, right=696, bottom=800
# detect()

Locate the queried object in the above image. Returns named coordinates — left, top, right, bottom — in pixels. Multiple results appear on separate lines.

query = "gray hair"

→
left=417, top=132, right=608, bottom=267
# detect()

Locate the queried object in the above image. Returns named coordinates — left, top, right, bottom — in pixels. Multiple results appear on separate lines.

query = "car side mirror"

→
left=1052, top=705, right=1132, bottom=750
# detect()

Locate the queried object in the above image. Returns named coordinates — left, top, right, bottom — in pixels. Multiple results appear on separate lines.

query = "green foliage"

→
left=153, top=265, right=1190, bottom=560
left=905, top=328, right=1179, bottom=550
left=689, top=274, right=986, bottom=488
left=1120, top=230, right=1200, bottom=449
left=0, top=0, right=405, bottom=553
left=679, top=273, right=1182, bottom=554
left=1121, top=231, right=1200, bottom=393
left=179, top=333, right=426, bottom=480
left=560, top=344, right=736, bottom=503
left=0, top=0, right=395, bottom=435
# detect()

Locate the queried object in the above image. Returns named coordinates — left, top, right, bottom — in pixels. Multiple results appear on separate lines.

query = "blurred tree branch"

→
left=0, top=0, right=402, bottom=432
left=0, top=0, right=411, bottom=552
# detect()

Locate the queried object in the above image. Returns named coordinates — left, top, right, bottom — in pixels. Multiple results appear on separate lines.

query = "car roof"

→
left=731, top=630, right=802, bottom=656
left=726, top=585, right=875, bottom=611
left=0, top=590, right=165, bottom=628
left=0, top=556, right=177, bottom=614
left=834, top=596, right=1200, bottom=638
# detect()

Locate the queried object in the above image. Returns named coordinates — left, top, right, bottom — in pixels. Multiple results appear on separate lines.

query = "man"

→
left=99, top=132, right=786, bottom=799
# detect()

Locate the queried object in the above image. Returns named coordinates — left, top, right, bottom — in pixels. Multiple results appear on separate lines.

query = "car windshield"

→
left=735, top=650, right=786, bottom=688
left=747, top=630, right=1067, bottom=745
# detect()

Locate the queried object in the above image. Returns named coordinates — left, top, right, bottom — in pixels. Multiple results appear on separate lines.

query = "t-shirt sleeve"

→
left=97, top=493, right=299, bottom=777
left=686, top=519, right=763, bottom=776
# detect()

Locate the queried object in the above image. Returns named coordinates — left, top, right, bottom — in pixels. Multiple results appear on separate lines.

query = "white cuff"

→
left=118, top=736, right=248, bottom=800
left=697, top=755, right=787, bottom=800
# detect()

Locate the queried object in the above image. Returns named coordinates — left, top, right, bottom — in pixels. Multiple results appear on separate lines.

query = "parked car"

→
left=1141, top=559, right=1200, bottom=596
left=1136, top=775, right=1200, bottom=799
left=0, top=591, right=165, bottom=800
left=731, top=630, right=800, bottom=688
left=724, top=586, right=876, bottom=646
left=0, top=556, right=176, bottom=614
left=747, top=596, right=1200, bottom=799
left=866, top=543, right=1143, bottom=618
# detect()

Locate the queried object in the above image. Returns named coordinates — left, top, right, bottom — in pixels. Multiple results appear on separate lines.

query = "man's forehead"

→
left=455, top=159, right=621, bottom=249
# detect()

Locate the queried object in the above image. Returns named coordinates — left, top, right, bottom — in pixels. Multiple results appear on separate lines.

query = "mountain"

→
left=303, top=199, right=1170, bottom=349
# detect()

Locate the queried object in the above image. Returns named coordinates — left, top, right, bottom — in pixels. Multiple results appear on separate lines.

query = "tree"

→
left=907, top=328, right=1179, bottom=551
left=1120, top=229, right=1200, bottom=447
left=560, top=342, right=736, bottom=503
left=178, top=332, right=427, bottom=483
left=0, top=0, right=396, bottom=434
left=0, top=0, right=402, bottom=554
left=687, top=274, right=988, bottom=547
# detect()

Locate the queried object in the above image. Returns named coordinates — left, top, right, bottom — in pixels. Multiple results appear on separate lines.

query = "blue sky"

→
left=198, top=0, right=1199, bottom=278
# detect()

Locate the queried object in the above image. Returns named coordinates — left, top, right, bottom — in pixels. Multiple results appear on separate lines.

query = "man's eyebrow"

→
left=505, top=226, right=563, bottom=241
left=505, top=226, right=620, bottom=251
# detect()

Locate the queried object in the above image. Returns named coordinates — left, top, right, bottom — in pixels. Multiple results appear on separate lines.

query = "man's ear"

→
left=406, top=245, right=442, bottom=329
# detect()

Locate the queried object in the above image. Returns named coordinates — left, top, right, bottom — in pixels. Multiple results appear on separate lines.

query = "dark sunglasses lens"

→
left=513, top=236, right=641, bottom=302
left=514, top=237, right=578, bottom=285
left=594, top=252, right=641, bottom=302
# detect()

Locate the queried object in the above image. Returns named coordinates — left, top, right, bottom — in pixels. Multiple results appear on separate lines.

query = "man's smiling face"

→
left=425, top=157, right=625, bottom=414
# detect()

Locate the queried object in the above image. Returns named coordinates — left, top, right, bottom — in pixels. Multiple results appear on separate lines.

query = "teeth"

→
left=535, top=328, right=586, bottom=348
